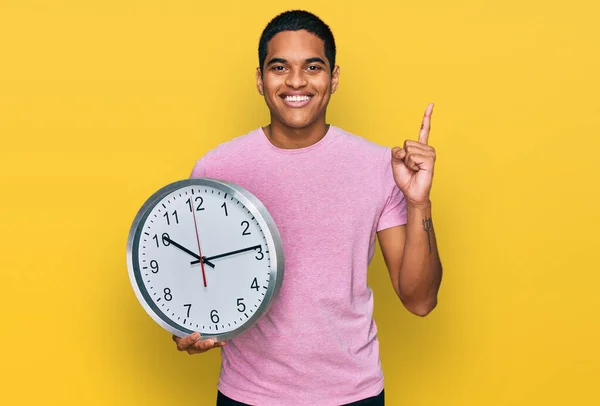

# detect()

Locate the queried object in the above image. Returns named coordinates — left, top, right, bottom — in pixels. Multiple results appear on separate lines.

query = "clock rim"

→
left=126, top=177, right=285, bottom=342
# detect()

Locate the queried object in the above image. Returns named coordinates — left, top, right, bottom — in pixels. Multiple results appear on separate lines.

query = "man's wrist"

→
left=406, top=199, right=432, bottom=213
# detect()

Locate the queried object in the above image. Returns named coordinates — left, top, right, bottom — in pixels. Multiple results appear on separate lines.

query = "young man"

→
left=174, top=9, right=443, bottom=406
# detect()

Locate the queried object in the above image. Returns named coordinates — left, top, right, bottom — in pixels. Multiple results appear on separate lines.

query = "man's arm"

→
left=377, top=200, right=442, bottom=317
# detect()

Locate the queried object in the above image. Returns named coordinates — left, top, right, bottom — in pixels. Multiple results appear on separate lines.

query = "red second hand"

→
left=191, top=208, right=207, bottom=288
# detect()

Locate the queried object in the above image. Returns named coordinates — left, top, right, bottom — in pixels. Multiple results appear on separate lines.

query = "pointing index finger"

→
left=418, top=103, right=434, bottom=144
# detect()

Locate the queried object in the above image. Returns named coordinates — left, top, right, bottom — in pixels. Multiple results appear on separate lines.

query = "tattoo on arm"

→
left=422, top=217, right=433, bottom=253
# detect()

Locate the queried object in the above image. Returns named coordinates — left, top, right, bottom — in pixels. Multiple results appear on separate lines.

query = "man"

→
left=173, top=9, right=443, bottom=406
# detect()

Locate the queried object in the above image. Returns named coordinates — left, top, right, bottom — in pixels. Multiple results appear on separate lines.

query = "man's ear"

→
left=256, top=67, right=264, bottom=95
left=331, top=65, right=340, bottom=94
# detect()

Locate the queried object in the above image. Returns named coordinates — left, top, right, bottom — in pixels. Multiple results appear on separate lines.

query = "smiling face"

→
left=256, top=29, right=340, bottom=130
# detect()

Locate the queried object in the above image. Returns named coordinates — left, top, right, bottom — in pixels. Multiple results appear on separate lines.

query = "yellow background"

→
left=1, top=0, right=598, bottom=404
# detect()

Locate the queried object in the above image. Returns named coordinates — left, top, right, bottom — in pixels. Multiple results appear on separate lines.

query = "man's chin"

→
left=285, top=121, right=313, bottom=130
left=275, top=114, right=322, bottom=130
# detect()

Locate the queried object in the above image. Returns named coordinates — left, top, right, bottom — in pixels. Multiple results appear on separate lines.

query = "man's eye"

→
left=272, top=66, right=285, bottom=71
left=307, top=65, right=322, bottom=71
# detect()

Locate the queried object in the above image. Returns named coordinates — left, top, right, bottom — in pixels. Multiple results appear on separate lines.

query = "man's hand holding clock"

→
left=173, top=331, right=226, bottom=355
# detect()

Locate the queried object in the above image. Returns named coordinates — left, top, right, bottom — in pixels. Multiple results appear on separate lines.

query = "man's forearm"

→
left=398, top=200, right=443, bottom=315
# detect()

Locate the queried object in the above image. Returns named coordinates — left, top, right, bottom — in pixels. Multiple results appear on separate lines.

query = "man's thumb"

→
left=392, top=147, right=406, bottom=162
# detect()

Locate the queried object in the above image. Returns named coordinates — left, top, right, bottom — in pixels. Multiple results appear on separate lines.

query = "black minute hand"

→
left=190, top=245, right=262, bottom=265
left=163, top=236, right=215, bottom=268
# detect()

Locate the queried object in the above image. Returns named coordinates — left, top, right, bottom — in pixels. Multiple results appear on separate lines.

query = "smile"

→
left=281, top=94, right=313, bottom=108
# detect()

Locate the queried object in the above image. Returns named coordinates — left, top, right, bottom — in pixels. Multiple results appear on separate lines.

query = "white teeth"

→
left=285, top=95, right=310, bottom=102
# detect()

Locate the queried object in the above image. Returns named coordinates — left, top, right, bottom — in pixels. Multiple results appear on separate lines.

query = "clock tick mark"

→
left=162, top=203, right=166, bottom=209
left=144, top=232, right=149, bottom=236
left=224, top=193, right=227, bottom=199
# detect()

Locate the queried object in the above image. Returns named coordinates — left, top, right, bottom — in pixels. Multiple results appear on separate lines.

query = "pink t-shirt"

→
left=190, top=125, right=407, bottom=405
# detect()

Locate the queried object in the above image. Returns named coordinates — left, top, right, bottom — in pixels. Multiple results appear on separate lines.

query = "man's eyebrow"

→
left=266, top=57, right=327, bottom=66
left=305, top=57, right=327, bottom=65
left=266, top=58, right=287, bottom=66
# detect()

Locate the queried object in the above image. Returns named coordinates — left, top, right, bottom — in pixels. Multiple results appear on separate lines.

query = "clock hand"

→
left=190, top=208, right=208, bottom=287
left=163, top=236, right=215, bottom=268
left=190, top=245, right=262, bottom=265
left=204, top=245, right=263, bottom=261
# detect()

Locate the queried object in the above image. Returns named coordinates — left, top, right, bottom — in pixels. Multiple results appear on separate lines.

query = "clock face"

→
left=126, top=178, right=284, bottom=341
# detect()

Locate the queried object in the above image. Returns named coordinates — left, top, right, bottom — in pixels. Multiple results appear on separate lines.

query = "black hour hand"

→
left=163, top=236, right=215, bottom=268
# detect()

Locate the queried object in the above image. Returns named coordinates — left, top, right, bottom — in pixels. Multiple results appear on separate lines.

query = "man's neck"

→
left=263, top=119, right=329, bottom=150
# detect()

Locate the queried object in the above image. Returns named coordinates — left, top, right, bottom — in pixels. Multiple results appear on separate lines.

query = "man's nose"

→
left=285, top=68, right=307, bottom=89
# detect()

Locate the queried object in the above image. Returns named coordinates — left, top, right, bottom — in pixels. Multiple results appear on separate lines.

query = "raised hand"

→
left=391, top=103, right=437, bottom=206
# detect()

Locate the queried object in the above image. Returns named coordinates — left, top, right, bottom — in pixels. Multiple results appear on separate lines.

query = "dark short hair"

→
left=258, top=10, right=336, bottom=73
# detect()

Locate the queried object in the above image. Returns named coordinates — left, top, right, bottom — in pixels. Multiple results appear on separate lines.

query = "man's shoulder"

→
left=204, top=128, right=263, bottom=159
left=332, top=125, right=391, bottom=158
left=189, top=128, right=262, bottom=178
